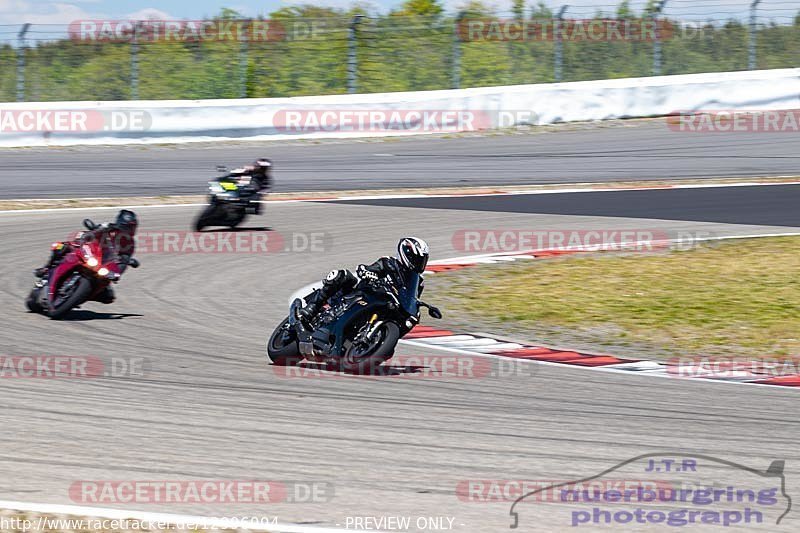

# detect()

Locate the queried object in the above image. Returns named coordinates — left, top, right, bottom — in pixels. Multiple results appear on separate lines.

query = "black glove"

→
left=127, top=257, right=140, bottom=269
left=357, top=265, right=378, bottom=282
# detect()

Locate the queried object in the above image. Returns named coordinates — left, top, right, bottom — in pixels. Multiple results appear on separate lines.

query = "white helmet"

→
left=397, top=237, right=429, bottom=273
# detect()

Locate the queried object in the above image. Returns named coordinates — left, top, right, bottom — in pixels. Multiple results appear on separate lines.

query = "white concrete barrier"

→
left=0, top=68, right=797, bottom=147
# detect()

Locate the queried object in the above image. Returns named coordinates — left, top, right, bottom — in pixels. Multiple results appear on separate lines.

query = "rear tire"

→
left=25, top=288, right=43, bottom=313
left=48, top=276, right=91, bottom=320
left=194, top=204, right=217, bottom=232
left=267, top=318, right=302, bottom=366
left=342, top=321, right=400, bottom=374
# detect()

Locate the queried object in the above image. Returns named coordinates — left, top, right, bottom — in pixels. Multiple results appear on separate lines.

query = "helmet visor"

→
left=401, top=242, right=429, bottom=273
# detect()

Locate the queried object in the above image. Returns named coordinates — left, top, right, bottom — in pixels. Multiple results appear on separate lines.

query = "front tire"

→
left=229, top=209, right=245, bottom=229
left=26, top=288, right=43, bottom=313
left=267, top=318, right=302, bottom=366
left=194, top=204, right=217, bottom=232
left=48, top=275, right=91, bottom=320
left=342, top=321, right=400, bottom=374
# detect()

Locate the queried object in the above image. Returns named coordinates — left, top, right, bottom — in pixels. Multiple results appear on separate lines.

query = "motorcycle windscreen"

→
left=397, top=271, right=420, bottom=317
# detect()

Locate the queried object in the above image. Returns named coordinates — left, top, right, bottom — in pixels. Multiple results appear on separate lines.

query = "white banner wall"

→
left=0, top=68, right=797, bottom=147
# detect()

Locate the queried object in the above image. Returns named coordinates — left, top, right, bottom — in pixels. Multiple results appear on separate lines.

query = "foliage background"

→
left=0, top=0, right=798, bottom=101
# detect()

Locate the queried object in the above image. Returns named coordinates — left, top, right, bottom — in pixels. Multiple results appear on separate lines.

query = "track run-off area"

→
left=1, top=124, right=800, bottom=531
left=0, top=121, right=798, bottom=199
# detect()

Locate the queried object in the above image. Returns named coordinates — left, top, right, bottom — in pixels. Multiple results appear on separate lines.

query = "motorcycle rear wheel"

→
left=341, top=321, right=399, bottom=374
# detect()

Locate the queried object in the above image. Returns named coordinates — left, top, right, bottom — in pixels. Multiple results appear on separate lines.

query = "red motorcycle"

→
left=26, top=219, right=136, bottom=319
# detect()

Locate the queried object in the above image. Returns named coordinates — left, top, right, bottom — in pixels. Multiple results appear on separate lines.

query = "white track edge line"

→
left=3, top=178, right=800, bottom=214
left=0, top=204, right=205, bottom=214
left=0, top=499, right=358, bottom=533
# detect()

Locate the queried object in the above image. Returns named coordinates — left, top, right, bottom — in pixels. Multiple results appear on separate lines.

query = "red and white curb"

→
left=426, top=249, right=578, bottom=273
left=425, top=232, right=800, bottom=274
left=401, top=326, right=800, bottom=388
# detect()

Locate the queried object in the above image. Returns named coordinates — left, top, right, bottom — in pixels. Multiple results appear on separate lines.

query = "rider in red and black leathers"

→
left=35, top=209, right=140, bottom=303
left=298, top=237, right=430, bottom=326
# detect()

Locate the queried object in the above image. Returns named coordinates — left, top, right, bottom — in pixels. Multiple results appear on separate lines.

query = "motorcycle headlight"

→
left=98, top=267, right=109, bottom=277
left=87, top=257, right=99, bottom=268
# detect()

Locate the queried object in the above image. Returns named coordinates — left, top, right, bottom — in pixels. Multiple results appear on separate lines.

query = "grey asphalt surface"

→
left=1, top=201, right=799, bottom=531
left=336, top=184, right=800, bottom=228
left=1, top=121, right=798, bottom=199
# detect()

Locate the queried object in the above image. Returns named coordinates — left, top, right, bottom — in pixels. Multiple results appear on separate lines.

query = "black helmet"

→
left=397, top=237, right=429, bottom=273
left=253, top=158, right=272, bottom=177
left=115, top=209, right=138, bottom=235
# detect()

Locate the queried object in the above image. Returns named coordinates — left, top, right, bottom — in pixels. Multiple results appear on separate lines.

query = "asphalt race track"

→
left=1, top=122, right=799, bottom=198
left=337, top=184, right=800, bottom=228
left=2, top=196, right=800, bottom=531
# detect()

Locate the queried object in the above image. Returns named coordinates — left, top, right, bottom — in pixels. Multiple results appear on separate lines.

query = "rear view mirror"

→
left=428, top=306, right=443, bottom=319
left=82, top=219, right=96, bottom=231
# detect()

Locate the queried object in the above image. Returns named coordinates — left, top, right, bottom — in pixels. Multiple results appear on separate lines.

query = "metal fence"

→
left=0, top=1, right=798, bottom=102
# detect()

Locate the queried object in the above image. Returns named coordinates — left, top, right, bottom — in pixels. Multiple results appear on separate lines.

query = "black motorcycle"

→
left=194, top=166, right=262, bottom=231
left=267, top=271, right=442, bottom=373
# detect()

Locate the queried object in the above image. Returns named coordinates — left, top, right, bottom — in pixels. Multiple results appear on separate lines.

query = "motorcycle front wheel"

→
left=228, top=208, right=246, bottom=229
left=341, top=321, right=399, bottom=374
left=194, top=204, right=218, bottom=232
left=267, top=317, right=302, bottom=366
left=25, top=287, right=43, bottom=313
left=48, top=275, right=91, bottom=320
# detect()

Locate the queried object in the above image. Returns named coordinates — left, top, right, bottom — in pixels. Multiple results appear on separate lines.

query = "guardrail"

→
left=3, top=4, right=798, bottom=102
left=0, top=68, right=797, bottom=147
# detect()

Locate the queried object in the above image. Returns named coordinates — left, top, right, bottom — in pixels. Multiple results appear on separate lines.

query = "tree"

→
left=530, top=2, right=553, bottom=20
left=396, top=0, right=443, bottom=18
left=512, top=0, right=525, bottom=21
left=616, top=1, right=633, bottom=20
left=218, top=8, right=243, bottom=20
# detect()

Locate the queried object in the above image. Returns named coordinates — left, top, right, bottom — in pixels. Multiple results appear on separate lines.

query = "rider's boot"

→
left=35, top=243, right=69, bottom=278
left=296, top=270, right=353, bottom=329
left=297, top=295, right=322, bottom=329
